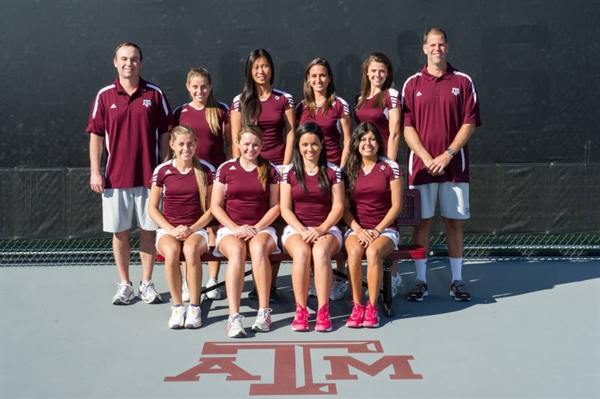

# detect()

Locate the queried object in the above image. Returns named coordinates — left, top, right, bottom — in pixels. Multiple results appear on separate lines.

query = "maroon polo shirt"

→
left=354, top=88, right=400, bottom=153
left=231, top=89, right=295, bottom=165
left=402, top=63, right=481, bottom=185
left=174, top=102, right=230, bottom=168
left=282, top=163, right=342, bottom=226
left=214, top=158, right=280, bottom=226
left=152, top=159, right=214, bottom=227
left=296, top=97, right=350, bottom=166
left=346, top=157, right=403, bottom=230
left=87, top=78, right=174, bottom=188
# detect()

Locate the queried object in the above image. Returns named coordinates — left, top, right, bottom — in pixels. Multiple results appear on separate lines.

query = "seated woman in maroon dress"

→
left=148, top=125, right=214, bottom=330
left=211, top=125, right=281, bottom=338
left=343, top=122, right=404, bottom=329
left=280, top=122, right=344, bottom=332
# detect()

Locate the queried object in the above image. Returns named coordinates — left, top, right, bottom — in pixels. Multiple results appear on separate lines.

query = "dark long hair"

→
left=291, top=122, right=330, bottom=194
left=303, top=57, right=337, bottom=117
left=356, top=52, right=394, bottom=110
left=240, top=48, right=275, bottom=126
left=344, top=122, right=385, bottom=198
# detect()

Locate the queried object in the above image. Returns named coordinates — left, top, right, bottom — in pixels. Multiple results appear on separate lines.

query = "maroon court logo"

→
left=165, top=340, right=422, bottom=396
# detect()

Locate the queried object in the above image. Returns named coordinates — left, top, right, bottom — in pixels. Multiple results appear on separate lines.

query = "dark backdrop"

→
left=1, top=0, right=598, bottom=238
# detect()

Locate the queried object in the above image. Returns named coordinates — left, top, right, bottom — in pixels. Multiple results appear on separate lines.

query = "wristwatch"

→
left=447, top=148, right=456, bottom=157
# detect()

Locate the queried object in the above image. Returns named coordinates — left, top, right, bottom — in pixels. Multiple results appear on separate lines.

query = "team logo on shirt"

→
left=110, top=104, right=117, bottom=109
left=416, top=92, right=422, bottom=97
left=451, top=88, right=460, bottom=96
left=143, top=99, right=152, bottom=107
left=275, top=96, right=280, bottom=100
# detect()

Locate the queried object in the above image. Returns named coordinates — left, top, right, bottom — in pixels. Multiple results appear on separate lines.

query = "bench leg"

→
left=381, top=260, right=395, bottom=317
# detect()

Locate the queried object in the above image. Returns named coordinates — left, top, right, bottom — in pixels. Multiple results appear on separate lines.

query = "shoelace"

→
left=295, top=307, right=310, bottom=322
left=142, top=282, right=158, bottom=296
left=413, top=280, right=425, bottom=292
left=454, top=281, right=467, bottom=293
left=258, top=308, right=273, bottom=321
left=350, top=302, right=364, bottom=318
left=365, top=305, right=377, bottom=318
left=116, top=283, right=130, bottom=296
left=229, top=314, right=244, bottom=327
left=318, top=305, right=330, bottom=318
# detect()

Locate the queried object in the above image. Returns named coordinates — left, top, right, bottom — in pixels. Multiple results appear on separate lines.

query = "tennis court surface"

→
left=1, top=258, right=598, bottom=398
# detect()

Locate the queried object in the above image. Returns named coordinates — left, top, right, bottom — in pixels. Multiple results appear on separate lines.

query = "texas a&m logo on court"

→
left=165, top=340, right=422, bottom=396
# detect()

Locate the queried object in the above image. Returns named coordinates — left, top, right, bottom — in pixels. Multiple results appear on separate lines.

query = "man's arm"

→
left=404, top=126, right=434, bottom=169
left=160, top=132, right=171, bottom=162
left=89, top=133, right=105, bottom=193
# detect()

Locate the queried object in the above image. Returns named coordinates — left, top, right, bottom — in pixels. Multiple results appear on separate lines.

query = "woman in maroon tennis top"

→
left=211, top=125, right=281, bottom=338
left=230, top=48, right=296, bottom=166
left=230, top=48, right=296, bottom=301
left=354, top=52, right=401, bottom=161
left=354, top=52, right=403, bottom=291
left=148, top=125, right=214, bottom=330
left=173, top=67, right=231, bottom=302
left=280, top=122, right=345, bottom=332
left=296, top=57, right=353, bottom=301
left=343, top=122, right=404, bottom=329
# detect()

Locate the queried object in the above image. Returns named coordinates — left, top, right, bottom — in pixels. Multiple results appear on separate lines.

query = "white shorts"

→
left=155, top=228, right=210, bottom=252
left=102, top=187, right=157, bottom=233
left=213, top=226, right=282, bottom=258
left=344, top=228, right=400, bottom=248
left=281, top=225, right=343, bottom=254
left=410, top=182, right=470, bottom=220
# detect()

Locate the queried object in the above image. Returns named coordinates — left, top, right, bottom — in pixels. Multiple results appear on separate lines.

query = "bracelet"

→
left=373, top=228, right=381, bottom=236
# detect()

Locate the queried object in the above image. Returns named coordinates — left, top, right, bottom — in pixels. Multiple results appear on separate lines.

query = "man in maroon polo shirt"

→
left=87, top=42, right=174, bottom=305
left=401, top=28, right=481, bottom=302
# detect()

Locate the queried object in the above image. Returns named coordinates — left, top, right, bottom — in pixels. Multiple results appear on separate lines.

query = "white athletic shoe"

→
left=185, top=306, right=202, bottom=329
left=111, top=282, right=135, bottom=305
left=251, top=308, right=272, bottom=332
left=138, top=280, right=162, bottom=304
left=227, top=313, right=247, bottom=338
left=168, top=306, right=185, bottom=329
left=181, top=280, right=190, bottom=302
left=205, top=278, right=222, bottom=300
left=330, top=280, right=348, bottom=301
left=392, top=273, right=402, bottom=288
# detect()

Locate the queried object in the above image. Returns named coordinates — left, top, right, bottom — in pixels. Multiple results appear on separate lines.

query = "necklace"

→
left=362, top=162, right=376, bottom=175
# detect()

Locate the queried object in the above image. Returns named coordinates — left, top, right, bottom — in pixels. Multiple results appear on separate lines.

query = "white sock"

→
left=450, top=257, right=463, bottom=281
left=415, top=259, right=427, bottom=282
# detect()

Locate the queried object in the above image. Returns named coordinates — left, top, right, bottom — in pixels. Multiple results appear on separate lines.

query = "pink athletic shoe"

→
left=346, top=301, right=365, bottom=328
left=363, top=300, right=380, bottom=328
left=315, top=303, right=332, bottom=332
left=292, top=303, right=310, bottom=331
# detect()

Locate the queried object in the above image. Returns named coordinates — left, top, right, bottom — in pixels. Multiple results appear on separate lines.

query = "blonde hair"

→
left=187, top=67, right=220, bottom=136
left=170, top=125, right=209, bottom=212
left=237, top=125, right=271, bottom=191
